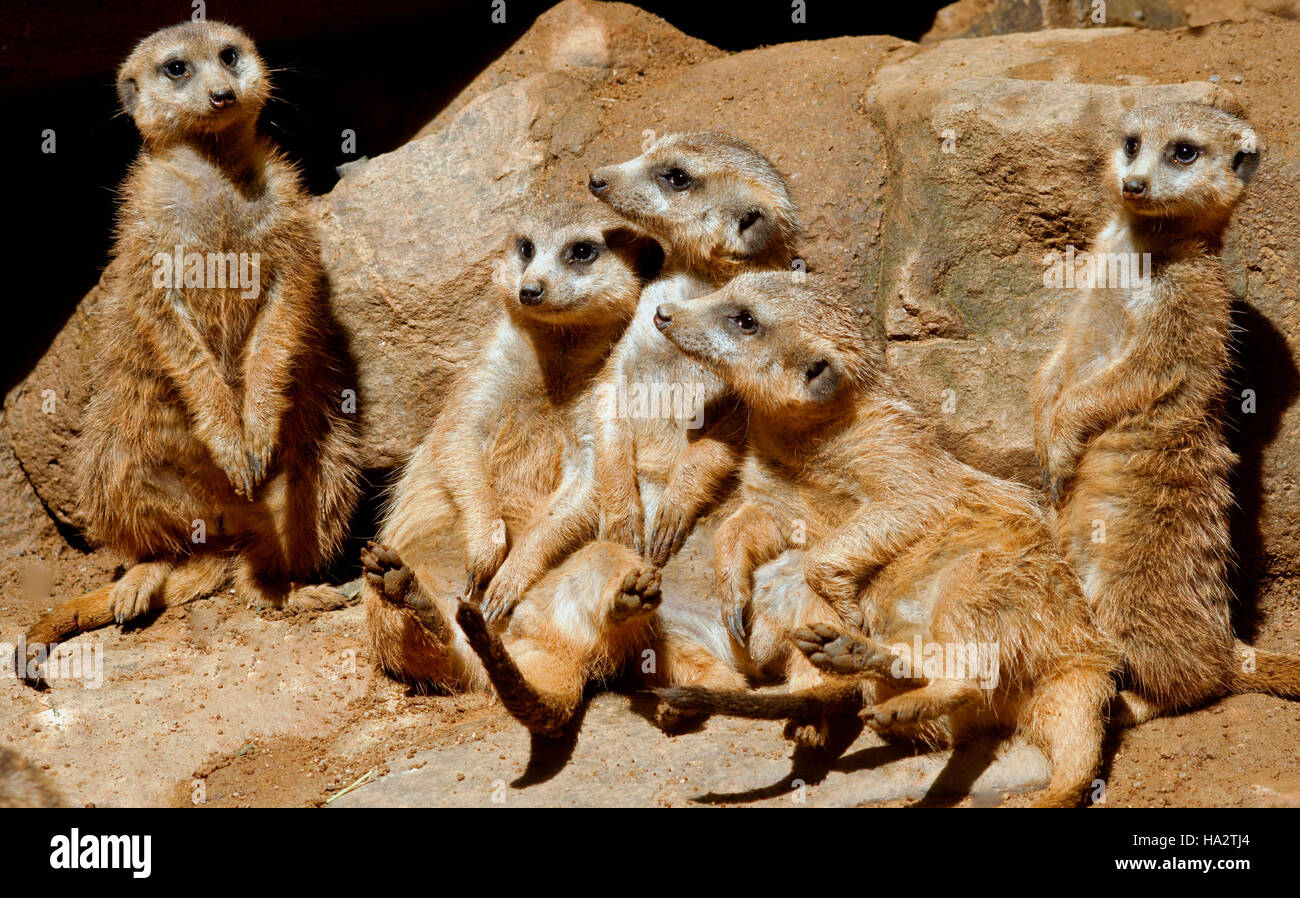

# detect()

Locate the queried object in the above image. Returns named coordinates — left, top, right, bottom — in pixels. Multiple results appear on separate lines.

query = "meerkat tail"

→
left=454, top=601, right=575, bottom=735
left=20, top=556, right=231, bottom=688
left=654, top=682, right=862, bottom=720
left=1233, top=642, right=1300, bottom=698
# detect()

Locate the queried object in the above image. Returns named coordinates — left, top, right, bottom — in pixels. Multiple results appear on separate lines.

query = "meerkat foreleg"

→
left=480, top=476, right=600, bottom=624
left=714, top=501, right=788, bottom=644
left=596, top=411, right=645, bottom=554
left=1043, top=355, right=1184, bottom=496
left=648, top=432, right=740, bottom=565
left=802, top=503, right=936, bottom=611
left=139, top=291, right=255, bottom=498
left=240, top=280, right=313, bottom=490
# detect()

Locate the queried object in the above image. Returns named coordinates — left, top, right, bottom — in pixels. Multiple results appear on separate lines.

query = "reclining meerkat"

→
left=20, top=22, right=360, bottom=685
left=655, top=273, right=1120, bottom=807
left=453, top=133, right=815, bottom=733
left=1033, top=99, right=1300, bottom=724
left=362, top=202, right=665, bottom=709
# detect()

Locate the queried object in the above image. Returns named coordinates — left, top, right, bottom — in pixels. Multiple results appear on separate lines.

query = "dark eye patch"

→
left=163, top=59, right=189, bottom=79
left=1123, top=135, right=1139, bottom=157
left=516, top=237, right=534, bottom=260
left=219, top=46, right=239, bottom=66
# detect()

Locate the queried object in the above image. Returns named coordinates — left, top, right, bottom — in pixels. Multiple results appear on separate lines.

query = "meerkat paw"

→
left=783, top=717, right=829, bottom=748
left=859, top=699, right=919, bottom=733
left=607, top=559, right=663, bottom=622
left=361, top=541, right=451, bottom=643
left=109, top=562, right=170, bottom=625
left=602, top=510, right=645, bottom=556
left=280, top=584, right=350, bottom=614
left=791, top=623, right=894, bottom=678
left=647, top=504, right=691, bottom=566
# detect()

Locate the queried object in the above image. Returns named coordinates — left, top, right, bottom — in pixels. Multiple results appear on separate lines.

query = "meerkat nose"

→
left=209, top=89, right=237, bottom=110
left=519, top=283, right=545, bottom=305
left=653, top=306, right=673, bottom=330
left=588, top=175, right=609, bottom=196
left=1122, top=177, right=1149, bottom=198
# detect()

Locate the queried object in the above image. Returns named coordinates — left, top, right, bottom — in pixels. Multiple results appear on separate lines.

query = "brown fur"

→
left=19, top=23, right=360, bottom=685
left=362, top=203, right=665, bottom=728
left=0, top=748, right=64, bottom=808
left=655, top=272, right=1120, bottom=807
left=1031, top=101, right=1298, bottom=724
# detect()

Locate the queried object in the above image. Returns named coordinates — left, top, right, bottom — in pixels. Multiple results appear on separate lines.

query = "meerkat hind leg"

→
left=792, top=623, right=898, bottom=679
left=360, top=541, right=452, bottom=643
left=860, top=679, right=980, bottom=732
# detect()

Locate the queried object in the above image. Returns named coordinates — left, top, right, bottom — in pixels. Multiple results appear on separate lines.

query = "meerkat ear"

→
left=802, top=357, right=841, bottom=402
left=1232, top=129, right=1260, bottom=184
left=733, top=206, right=775, bottom=258
left=117, top=76, right=140, bottom=116
left=603, top=226, right=665, bottom=282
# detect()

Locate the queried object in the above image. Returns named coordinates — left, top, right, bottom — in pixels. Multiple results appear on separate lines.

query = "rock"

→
left=331, top=690, right=1052, bottom=808
left=923, top=0, right=1299, bottom=42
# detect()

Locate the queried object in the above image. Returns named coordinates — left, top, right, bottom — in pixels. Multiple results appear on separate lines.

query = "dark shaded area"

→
left=1224, top=299, right=1300, bottom=642
left=0, top=0, right=943, bottom=396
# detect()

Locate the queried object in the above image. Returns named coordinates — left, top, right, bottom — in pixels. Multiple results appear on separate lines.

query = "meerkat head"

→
left=653, top=272, right=882, bottom=418
left=499, top=204, right=664, bottom=329
left=587, top=131, right=800, bottom=275
left=1112, top=101, right=1260, bottom=232
left=116, top=22, right=270, bottom=143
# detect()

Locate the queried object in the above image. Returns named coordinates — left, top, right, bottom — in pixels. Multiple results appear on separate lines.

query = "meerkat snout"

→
left=653, top=305, right=673, bottom=330
left=209, top=88, right=237, bottom=110
left=519, top=282, right=545, bottom=305
left=588, top=174, right=610, bottom=196
left=1122, top=177, right=1148, bottom=198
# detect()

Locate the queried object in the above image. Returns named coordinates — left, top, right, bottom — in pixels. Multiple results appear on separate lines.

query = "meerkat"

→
left=654, top=273, right=1120, bottom=807
left=584, top=131, right=800, bottom=571
left=19, top=22, right=360, bottom=686
left=0, top=749, right=64, bottom=808
left=362, top=202, right=666, bottom=718
left=1033, top=100, right=1300, bottom=724
left=452, top=134, right=810, bottom=735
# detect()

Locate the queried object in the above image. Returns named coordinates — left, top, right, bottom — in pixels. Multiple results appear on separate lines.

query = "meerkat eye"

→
left=567, top=242, right=599, bottom=264
left=163, top=59, right=189, bottom=80
left=658, top=168, right=693, bottom=191
left=219, top=46, right=239, bottom=67
left=1123, top=136, right=1140, bottom=157
left=517, top=238, right=534, bottom=260
left=730, top=311, right=759, bottom=335
left=1172, top=143, right=1201, bottom=164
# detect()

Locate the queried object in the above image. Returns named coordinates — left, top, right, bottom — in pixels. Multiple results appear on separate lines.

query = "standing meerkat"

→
left=1033, top=100, right=1300, bottom=724
left=20, top=22, right=360, bottom=685
left=655, top=273, right=1119, bottom=807
left=362, top=203, right=665, bottom=704
left=452, top=134, right=809, bottom=735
